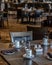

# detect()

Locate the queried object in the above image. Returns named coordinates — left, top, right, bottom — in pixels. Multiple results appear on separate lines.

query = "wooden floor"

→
left=0, top=16, right=24, bottom=43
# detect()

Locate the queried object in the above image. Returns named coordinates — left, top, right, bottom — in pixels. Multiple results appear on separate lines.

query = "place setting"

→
left=23, top=48, right=34, bottom=59
left=23, top=42, right=34, bottom=59
left=1, top=40, right=23, bottom=55
left=13, top=40, right=22, bottom=49
left=1, top=48, right=16, bottom=55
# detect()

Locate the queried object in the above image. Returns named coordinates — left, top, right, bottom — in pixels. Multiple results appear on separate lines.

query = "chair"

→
left=10, top=31, right=33, bottom=44
left=3, top=3, right=8, bottom=27
left=17, top=8, right=22, bottom=22
left=3, top=11, right=8, bottom=27
left=21, top=4, right=29, bottom=24
left=21, top=9, right=29, bottom=24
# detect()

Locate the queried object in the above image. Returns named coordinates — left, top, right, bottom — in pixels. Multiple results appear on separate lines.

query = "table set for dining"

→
left=21, top=6, right=36, bottom=23
left=0, top=38, right=52, bottom=65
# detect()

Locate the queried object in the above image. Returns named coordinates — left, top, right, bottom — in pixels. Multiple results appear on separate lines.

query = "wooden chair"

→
left=17, top=8, right=22, bottom=22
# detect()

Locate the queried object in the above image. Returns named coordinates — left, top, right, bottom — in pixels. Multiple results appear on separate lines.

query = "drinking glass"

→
left=21, top=39, right=27, bottom=49
left=27, top=41, right=31, bottom=49
left=34, top=44, right=37, bottom=49
left=43, top=46, right=48, bottom=56
left=25, top=60, right=32, bottom=65
left=50, top=41, right=52, bottom=49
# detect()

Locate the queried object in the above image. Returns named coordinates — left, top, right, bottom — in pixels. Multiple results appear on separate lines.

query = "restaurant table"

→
left=21, top=8, right=36, bottom=23
left=0, top=40, right=52, bottom=65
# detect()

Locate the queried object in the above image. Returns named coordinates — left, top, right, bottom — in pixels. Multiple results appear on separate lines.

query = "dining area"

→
left=17, top=3, right=45, bottom=24
left=0, top=0, right=52, bottom=65
left=0, top=0, right=51, bottom=27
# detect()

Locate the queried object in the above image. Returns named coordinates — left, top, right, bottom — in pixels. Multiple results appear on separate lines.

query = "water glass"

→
left=26, top=49, right=32, bottom=57
left=43, top=46, right=48, bottom=56
left=50, top=41, right=52, bottom=49
left=25, top=60, right=32, bottom=65
left=27, top=41, right=31, bottom=49
left=34, top=44, right=38, bottom=49
left=15, top=40, right=20, bottom=48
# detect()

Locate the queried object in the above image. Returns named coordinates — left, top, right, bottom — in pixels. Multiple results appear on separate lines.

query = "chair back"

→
left=10, top=31, right=33, bottom=44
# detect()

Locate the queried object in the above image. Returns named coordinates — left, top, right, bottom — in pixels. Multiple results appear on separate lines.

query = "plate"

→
left=1, top=49, right=15, bottom=55
left=23, top=54, right=34, bottom=59
left=4, top=52, right=15, bottom=55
